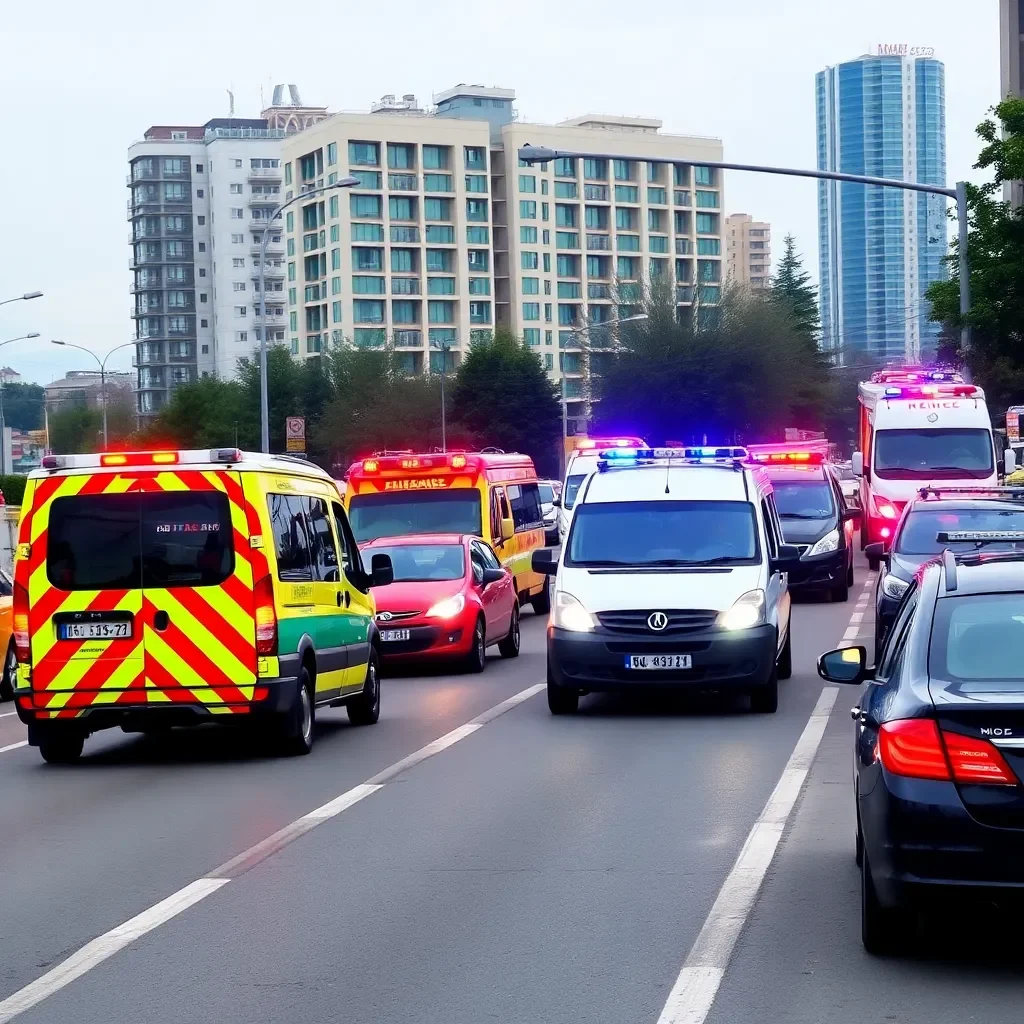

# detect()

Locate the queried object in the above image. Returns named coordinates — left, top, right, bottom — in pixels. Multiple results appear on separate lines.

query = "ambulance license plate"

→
left=60, top=621, right=131, bottom=640
left=625, top=654, right=692, bottom=670
left=380, top=629, right=411, bottom=642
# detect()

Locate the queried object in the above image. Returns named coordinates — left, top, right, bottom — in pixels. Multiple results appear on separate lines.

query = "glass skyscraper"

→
left=816, top=54, right=947, bottom=366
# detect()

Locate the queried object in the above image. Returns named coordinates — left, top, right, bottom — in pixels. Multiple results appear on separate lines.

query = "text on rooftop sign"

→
left=876, top=44, right=935, bottom=57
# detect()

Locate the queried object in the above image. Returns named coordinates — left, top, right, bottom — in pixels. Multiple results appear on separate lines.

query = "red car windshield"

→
left=365, top=544, right=466, bottom=582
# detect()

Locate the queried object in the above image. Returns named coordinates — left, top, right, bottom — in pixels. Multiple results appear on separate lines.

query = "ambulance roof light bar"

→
left=575, top=436, right=646, bottom=451
left=748, top=450, right=825, bottom=465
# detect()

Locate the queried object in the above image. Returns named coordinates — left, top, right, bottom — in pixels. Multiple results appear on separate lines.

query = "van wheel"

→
left=498, top=605, right=520, bottom=658
left=750, top=665, right=779, bottom=713
left=466, top=618, right=487, bottom=673
left=777, top=626, right=792, bottom=680
left=37, top=728, right=85, bottom=765
left=547, top=661, right=579, bottom=714
left=277, top=667, right=314, bottom=755
left=0, top=642, right=16, bottom=701
left=347, top=651, right=381, bottom=726
left=531, top=584, right=551, bottom=616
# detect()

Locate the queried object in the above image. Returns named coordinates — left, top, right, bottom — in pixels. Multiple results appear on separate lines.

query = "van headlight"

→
left=553, top=591, right=595, bottom=632
left=716, top=589, right=766, bottom=631
left=881, top=574, right=910, bottom=601
left=804, top=529, right=839, bottom=557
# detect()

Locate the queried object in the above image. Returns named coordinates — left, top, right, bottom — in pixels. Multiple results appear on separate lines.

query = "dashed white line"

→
left=0, top=681, right=546, bottom=1023
left=0, top=740, right=26, bottom=755
left=655, top=686, right=840, bottom=1024
left=0, top=710, right=17, bottom=719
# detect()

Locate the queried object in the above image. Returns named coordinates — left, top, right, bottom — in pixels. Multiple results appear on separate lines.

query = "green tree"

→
left=771, top=234, right=821, bottom=342
left=448, top=330, right=562, bottom=477
left=927, top=98, right=1024, bottom=413
left=593, top=281, right=830, bottom=445
left=0, top=383, right=44, bottom=431
left=49, top=405, right=103, bottom=454
left=145, top=376, right=250, bottom=449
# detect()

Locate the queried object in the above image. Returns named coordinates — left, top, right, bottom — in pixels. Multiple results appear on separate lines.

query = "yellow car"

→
left=12, top=448, right=394, bottom=763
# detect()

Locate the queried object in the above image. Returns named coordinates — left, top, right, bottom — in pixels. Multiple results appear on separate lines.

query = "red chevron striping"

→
left=144, top=651, right=215, bottom=704
left=220, top=571, right=254, bottom=616
left=31, top=590, right=131, bottom=674
left=168, top=585, right=255, bottom=672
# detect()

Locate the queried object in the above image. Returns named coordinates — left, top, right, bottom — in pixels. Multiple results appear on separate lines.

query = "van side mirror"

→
left=501, top=516, right=515, bottom=543
left=551, top=496, right=562, bottom=508
left=842, top=506, right=861, bottom=523
left=818, top=645, right=869, bottom=685
left=1006, top=449, right=1017, bottom=476
left=852, top=451, right=864, bottom=477
left=773, top=543, right=801, bottom=572
left=369, top=553, right=394, bottom=588
left=532, top=550, right=558, bottom=575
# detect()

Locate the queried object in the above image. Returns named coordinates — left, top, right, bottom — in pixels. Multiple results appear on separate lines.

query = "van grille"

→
left=596, top=609, right=719, bottom=635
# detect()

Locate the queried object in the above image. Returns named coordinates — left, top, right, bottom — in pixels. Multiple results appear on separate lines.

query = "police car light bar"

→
left=596, top=446, right=749, bottom=470
left=575, top=436, right=645, bottom=451
left=937, top=531, right=1024, bottom=543
left=748, top=451, right=825, bottom=465
left=918, top=486, right=1024, bottom=500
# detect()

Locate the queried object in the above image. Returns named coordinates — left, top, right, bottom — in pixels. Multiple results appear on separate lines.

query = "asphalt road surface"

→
left=0, top=557, right=1020, bottom=1024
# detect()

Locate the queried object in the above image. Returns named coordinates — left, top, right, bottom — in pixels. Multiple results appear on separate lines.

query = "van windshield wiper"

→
left=779, top=512, right=826, bottom=520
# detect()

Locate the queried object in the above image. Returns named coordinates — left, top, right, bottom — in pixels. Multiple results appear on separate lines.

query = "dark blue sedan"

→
left=819, top=540, right=1024, bottom=954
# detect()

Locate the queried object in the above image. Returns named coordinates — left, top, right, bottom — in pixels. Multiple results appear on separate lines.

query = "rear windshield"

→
left=896, top=508, right=1024, bottom=555
left=771, top=481, right=835, bottom=520
left=931, top=594, right=1024, bottom=689
left=348, top=490, right=481, bottom=542
left=47, top=492, right=233, bottom=591
left=365, top=544, right=465, bottom=582
left=563, top=474, right=586, bottom=509
left=538, top=483, right=555, bottom=504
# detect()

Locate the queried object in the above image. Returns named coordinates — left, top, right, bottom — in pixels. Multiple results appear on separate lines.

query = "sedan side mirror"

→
left=818, top=645, right=869, bottom=685
left=864, top=542, right=887, bottom=565
left=532, top=549, right=558, bottom=575
left=481, top=567, right=505, bottom=586
left=369, top=553, right=394, bottom=588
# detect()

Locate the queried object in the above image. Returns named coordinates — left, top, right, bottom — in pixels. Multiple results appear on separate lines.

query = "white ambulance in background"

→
left=557, top=437, right=646, bottom=542
left=853, top=368, right=1015, bottom=566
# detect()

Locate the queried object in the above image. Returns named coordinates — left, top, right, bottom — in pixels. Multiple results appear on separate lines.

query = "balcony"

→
left=675, top=238, right=693, bottom=254
left=583, top=185, right=609, bottom=202
left=252, top=240, right=284, bottom=257
left=586, top=234, right=611, bottom=251
left=250, top=218, right=276, bottom=234
left=257, top=314, right=287, bottom=328
left=248, top=166, right=283, bottom=182
left=253, top=264, right=286, bottom=279
left=248, top=193, right=279, bottom=207
left=393, top=330, right=423, bottom=348
left=388, top=173, right=418, bottom=191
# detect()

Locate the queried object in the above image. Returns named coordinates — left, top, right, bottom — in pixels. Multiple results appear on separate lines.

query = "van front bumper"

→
left=547, top=623, right=777, bottom=691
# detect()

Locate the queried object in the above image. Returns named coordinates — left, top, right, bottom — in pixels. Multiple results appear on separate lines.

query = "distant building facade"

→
left=725, top=214, right=771, bottom=289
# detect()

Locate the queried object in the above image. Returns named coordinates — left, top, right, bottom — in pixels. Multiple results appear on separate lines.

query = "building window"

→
left=469, top=277, right=490, bottom=295
left=353, top=275, right=385, bottom=294
left=234, top=305, right=246, bottom=316
left=521, top=226, right=538, bottom=243
left=353, top=300, right=384, bottom=323
left=519, top=174, right=537, bottom=193
left=522, top=302, right=540, bottom=321
left=553, top=157, right=576, bottom=178
left=467, top=225, right=489, bottom=244
left=389, top=195, right=416, bottom=220
left=583, top=158, right=607, bottom=181
left=694, top=166, right=714, bottom=186
left=522, top=277, right=540, bottom=294
left=465, top=175, right=488, bottom=193
left=523, top=328, right=541, bottom=346
left=351, top=194, right=382, bottom=218
left=391, top=248, right=414, bottom=273
left=392, top=300, right=417, bottom=324
left=387, top=143, right=415, bottom=170
left=327, top=142, right=337, bottom=166
left=425, top=224, right=455, bottom=243
left=197, top=216, right=206, bottom=226
left=468, top=249, right=489, bottom=271
left=464, top=146, right=487, bottom=170
left=424, top=197, right=451, bottom=221
left=423, top=145, right=449, bottom=170
left=352, top=222, right=385, bottom=242
left=695, top=190, right=719, bottom=208
left=428, top=300, right=454, bottom=323
left=521, top=251, right=539, bottom=270
left=696, top=213, right=719, bottom=234
left=613, top=159, right=634, bottom=181
left=466, top=198, right=488, bottom=221
left=428, top=277, right=456, bottom=295
left=349, top=142, right=379, bottom=166
left=519, top=200, right=537, bottom=219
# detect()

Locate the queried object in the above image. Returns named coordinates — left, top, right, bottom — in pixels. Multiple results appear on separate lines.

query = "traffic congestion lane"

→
left=3, top=579, right=861, bottom=1024
left=0, top=612, right=548, bottom=1003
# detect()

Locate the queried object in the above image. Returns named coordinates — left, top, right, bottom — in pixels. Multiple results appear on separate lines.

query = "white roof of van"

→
left=580, top=464, right=765, bottom=504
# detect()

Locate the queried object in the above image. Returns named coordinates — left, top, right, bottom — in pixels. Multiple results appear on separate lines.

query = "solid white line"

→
left=0, top=680, right=545, bottom=1020
left=655, top=685, right=840, bottom=1024
left=0, top=710, right=17, bottom=718
left=0, top=878, right=229, bottom=1024
left=0, top=741, right=26, bottom=755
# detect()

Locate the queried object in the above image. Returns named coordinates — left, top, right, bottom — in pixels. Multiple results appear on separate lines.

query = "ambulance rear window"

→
left=47, top=492, right=234, bottom=591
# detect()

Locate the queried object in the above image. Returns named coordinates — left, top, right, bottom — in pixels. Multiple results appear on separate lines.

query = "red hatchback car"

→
left=360, top=534, right=520, bottom=672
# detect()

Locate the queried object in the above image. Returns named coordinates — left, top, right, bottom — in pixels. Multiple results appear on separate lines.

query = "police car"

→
left=556, top=437, right=646, bottom=543
left=533, top=447, right=799, bottom=714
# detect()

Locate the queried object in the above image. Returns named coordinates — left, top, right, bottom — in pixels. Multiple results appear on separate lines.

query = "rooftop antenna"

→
left=227, top=88, right=235, bottom=117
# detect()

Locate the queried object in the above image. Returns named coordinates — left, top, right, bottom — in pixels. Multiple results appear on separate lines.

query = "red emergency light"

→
left=100, top=451, right=179, bottom=467
left=575, top=436, right=645, bottom=451
left=748, top=451, right=825, bottom=465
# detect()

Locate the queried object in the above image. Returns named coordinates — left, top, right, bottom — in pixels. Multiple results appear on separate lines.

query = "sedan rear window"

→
left=47, top=492, right=233, bottom=591
left=931, top=594, right=1024, bottom=688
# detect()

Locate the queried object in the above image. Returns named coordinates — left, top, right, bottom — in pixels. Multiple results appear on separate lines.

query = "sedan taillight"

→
left=877, top=719, right=1018, bottom=786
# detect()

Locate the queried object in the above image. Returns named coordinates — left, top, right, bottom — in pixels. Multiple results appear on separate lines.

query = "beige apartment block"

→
left=279, top=111, right=495, bottom=375
left=725, top=213, right=771, bottom=289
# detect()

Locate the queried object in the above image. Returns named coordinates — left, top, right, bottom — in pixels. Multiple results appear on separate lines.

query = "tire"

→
left=531, top=582, right=551, bottom=616
left=859, top=520, right=868, bottom=551
left=547, top=679, right=579, bottom=715
left=466, top=618, right=486, bottom=674
left=867, top=557, right=880, bottom=573
left=37, top=729, right=85, bottom=765
left=861, top=852, right=910, bottom=955
left=347, top=650, right=381, bottom=726
left=847, top=560, right=855, bottom=587
left=855, top=805, right=864, bottom=868
left=750, top=664, right=779, bottom=713
left=831, top=579, right=850, bottom=602
left=277, top=666, right=314, bottom=755
left=498, top=605, right=521, bottom=659
left=0, top=642, right=16, bottom=702
left=777, top=625, right=792, bottom=680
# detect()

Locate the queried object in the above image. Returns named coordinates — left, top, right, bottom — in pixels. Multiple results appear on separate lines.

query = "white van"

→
left=534, top=447, right=798, bottom=715
left=557, top=437, right=646, bottom=542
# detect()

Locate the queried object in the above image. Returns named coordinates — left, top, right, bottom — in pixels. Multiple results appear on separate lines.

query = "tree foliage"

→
left=927, top=98, right=1024, bottom=412
left=592, top=280, right=831, bottom=445
left=771, top=234, right=821, bottom=343
left=1, top=383, right=44, bottom=431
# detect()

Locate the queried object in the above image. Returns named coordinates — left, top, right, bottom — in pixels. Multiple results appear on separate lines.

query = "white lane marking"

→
left=0, top=878, right=229, bottom=1024
left=0, top=741, right=26, bottom=755
left=842, top=626, right=861, bottom=641
left=0, top=681, right=545, bottom=1021
left=848, top=612, right=864, bottom=624
left=0, top=710, right=17, bottom=719
left=655, top=685, right=840, bottom=1024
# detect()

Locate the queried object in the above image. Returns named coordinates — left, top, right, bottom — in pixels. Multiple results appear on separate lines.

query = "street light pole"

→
left=439, top=343, right=450, bottom=453
left=259, top=177, right=359, bottom=454
left=51, top=340, right=136, bottom=450
left=0, top=334, right=42, bottom=474
left=519, top=145, right=969, bottom=357
left=0, top=291, right=43, bottom=309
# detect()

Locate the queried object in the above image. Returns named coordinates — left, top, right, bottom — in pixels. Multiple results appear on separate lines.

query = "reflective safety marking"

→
left=0, top=741, right=27, bottom=755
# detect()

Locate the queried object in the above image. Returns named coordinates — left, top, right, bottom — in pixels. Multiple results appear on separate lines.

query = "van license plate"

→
left=381, top=629, right=411, bottom=642
left=60, top=621, right=131, bottom=640
left=625, top=654, right=692, bottom=670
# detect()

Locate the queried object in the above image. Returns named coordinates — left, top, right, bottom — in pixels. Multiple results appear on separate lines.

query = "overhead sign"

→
left=285, top=416, right=305, bottom=453
left=876, top=44, right=935, bottom=58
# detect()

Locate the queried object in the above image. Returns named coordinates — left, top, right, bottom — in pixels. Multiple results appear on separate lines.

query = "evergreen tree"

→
left=771, top=234, right=821, bottom=343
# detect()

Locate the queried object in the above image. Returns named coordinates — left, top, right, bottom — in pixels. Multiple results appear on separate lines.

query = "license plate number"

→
left=625, top=654, right=692, bottom=670
left=60, top=621, right=131, bottom=640
left=381, top=629, right=411, bottom=642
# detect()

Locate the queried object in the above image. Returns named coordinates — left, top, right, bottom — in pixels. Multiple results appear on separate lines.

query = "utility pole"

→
left=439, top=343, right=449, bottom=453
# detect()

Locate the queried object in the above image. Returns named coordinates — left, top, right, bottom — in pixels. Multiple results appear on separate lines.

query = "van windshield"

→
left=563, top=474, right=586, bottom=509
left=874, top=429, right=993, bottom=480
left=348, top=491, right=482, bottom=542
left=46, top=492, right=234, bottom=591
left=566, top=500, right=760, bottom=567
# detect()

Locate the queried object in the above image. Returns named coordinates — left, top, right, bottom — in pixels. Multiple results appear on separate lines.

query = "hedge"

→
left=0, top=475, right=28, bottom=506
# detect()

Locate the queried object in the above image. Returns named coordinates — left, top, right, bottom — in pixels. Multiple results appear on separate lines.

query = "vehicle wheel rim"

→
left=300, top=685, right=312, bottom=743
left=476, top=626, right=485, bottom=662
left=513, top=611, right=520, bottom=649
left=6, top=650, right=16, bottom=680
left=370, top=662, right=379, bottom=712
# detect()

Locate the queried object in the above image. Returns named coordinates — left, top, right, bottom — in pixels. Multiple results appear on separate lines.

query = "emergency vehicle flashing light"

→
left=575, top=436, right=645, bottom=451
left=748, top=451, right=825, bottom=465
left=597, top=446, right=749, bottom=469
left=882, top=384, right=978, bottom=399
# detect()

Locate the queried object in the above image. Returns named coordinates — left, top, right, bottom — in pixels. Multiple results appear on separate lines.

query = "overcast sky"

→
left=1, top=0, right=999, bottom=385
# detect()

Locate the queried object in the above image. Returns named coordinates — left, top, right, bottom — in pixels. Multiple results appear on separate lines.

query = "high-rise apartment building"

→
left=279, top=87, right=724, bottom=430
left=127, top=87, right=327, bottom=417
left=725, top=214, right=771, bottom=288
left=1000, top=0, right=1024, bottom=205
left=816, top=52, right=947, bottom=366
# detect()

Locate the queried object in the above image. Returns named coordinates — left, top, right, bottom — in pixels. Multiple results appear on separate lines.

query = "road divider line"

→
left=0, top=710, right=17, bottom=719
left=0, top=741, right=26, bottom=755
left=654, top=685, right=840, bottom=1024
left=0, top=681, right=546, bottom=1022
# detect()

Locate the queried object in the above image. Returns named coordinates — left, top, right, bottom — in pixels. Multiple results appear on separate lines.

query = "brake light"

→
left=875, top=498, right=899, bottom=519
left=877, top=720, right=951, bottom=781
left=100, top=451, right=179, bottom=467
left=877, top=720, right=1020, bottom=786
left=254, top=574, right=277, bottom=655
left=362, top=459, right=379, bottom=473
left=13, top=582, right=30, bottom=663
left=942, top=731, right=1018, bottom=785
